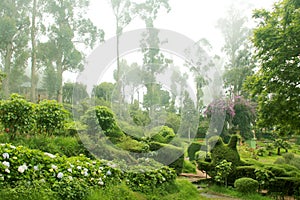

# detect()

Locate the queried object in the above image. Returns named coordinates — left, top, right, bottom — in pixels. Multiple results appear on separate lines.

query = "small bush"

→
left=0, top=94, right=35, bottom=138
left=149, top=126, right=175, bottom=144
left=35, top=100, right=69, bottom=135
left=234, top=177, right=258, bottom=194
left=182, top=160, right=196, bottom=173
left=187, top=142, right=201, bottom=161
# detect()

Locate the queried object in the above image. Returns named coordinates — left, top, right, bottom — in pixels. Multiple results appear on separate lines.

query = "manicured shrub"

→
left=35, top=100, right=69, bottom=135
left=235, top=166, right=257, bottom=180
left=148, top=142, right=184, bottom=174
left=268, top=177, right=300, bottom=196
left=0, top=94, right=35, bottom=138
left=116, top=136, right=149, bottom=153
left=149, top=126, right=175, bottom=144
left=95, top=106, right=125, bottom=142
left=210, top=135, right=241, bottom=166
left=187, top=142, right=201, bottom=161
left=234, top=177, right=258, bottom=194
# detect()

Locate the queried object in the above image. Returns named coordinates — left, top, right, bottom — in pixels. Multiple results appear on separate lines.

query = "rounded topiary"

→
left=234, top=177, right=258, bottom=194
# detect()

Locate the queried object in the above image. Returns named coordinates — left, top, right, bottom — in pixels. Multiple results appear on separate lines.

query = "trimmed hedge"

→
left=234, top=177, right=258, bottom=194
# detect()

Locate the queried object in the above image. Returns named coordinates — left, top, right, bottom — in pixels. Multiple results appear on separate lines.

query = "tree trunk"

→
left=57, top=63, right=63, bottom=103
left=30, top=0, right=37, bottom=102
left=277, top=148, right=281, bottom=155
left=3, top=43, right=13, bottom=99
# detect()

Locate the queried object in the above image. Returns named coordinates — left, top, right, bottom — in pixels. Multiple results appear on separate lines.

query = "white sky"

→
left=87, top=0, right=276, bottom=51
left=65, top=0, right=277, bottom=83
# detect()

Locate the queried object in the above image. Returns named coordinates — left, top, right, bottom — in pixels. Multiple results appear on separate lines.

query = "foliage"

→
left=275, top=153, right=300, bottom=170
left=205, top=96, right=256, bottom=140
left=63, top=82, right=88, bottom=104
left=234, top=177, right=259, bottom=194
left=255, top=168, right=274, bottom=190
left=268, top=177, right=300, bottom=197
left=0, top=143, right=177, bottom=198
left=187, top=142, right=202, bottom=161
left=182, top=160, right=196, bottom=173
left=92, top=82, right=115, bottom=102
left=0, top=0, right=30, bottom=98
left=0, top=94, right=35, bottom=138
left=232, top=96, right=256, bottom=140
left=35, top=100, right=69, bottom=135
left=217, top=6, right=253, bottom=96
left=95, top=106, right=125, bottom=142
left=210, top=135, right=241, bottom=166
left=149, top=126, right=175, bottom=144
left=245, top=0, right=300, bottom=133
left=214, top=160, right=232, bottom=187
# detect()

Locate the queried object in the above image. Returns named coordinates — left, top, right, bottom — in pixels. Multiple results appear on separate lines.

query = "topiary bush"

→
left=95, top=106, right=125, bottom=143
left=234, top=177, right=258, bottom=194
left=149, top=126, right=176, bottom=144
left=187, top=142, right=201, bottom=161
left=0, top=94, right=35, bottom=138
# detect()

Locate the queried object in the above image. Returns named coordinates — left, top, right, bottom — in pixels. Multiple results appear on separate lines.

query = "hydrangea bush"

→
left=0, top=143, right=177, bottom=198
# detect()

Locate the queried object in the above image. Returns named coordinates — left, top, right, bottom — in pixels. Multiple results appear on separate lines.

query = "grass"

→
left=87, top=179, right=202, bottom=200
left=202, top=185, right=272, bottom=200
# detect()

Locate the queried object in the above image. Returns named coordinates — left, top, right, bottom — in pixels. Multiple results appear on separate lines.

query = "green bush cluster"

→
left=234, top=177, right=258, bottom=194
left=0, top=94, right=35, bottom=138
left=0, top=143, right=177, bottom=199
left=0, top=94, right=69, bottom=137
left=149, top=126, right=176, bottom=144
left=35, top=100, right=69, bottom=135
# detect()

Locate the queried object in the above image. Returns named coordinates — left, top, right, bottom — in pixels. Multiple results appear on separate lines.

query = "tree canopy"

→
left=245, top=0, right=300, bottom=134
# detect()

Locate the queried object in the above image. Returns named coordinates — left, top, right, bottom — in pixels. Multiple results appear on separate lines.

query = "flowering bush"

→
left=0, top=143, right=177, bottom=198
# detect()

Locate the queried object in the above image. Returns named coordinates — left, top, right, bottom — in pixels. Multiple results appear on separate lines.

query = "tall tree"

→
left=245, top=0, right=300, bottom=133
left=109, top=0, right=133, bottom=103
left=40, top=0, right=104, bottom=102
left=217, top=6, right=253, bottom=97
left=136, top=0, right=171, bottom=112
left=0, top=0, right=31, bottom=98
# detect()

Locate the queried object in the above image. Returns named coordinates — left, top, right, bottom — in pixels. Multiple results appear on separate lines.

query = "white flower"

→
left=69, top=164, right=74, bottom=168
left=84, top=168, right=88, bottom=172
left=9, top=145, right=16, bottom=149
left=68, top=176, right=73, bottom=181
left=84, top=171, right=88, bottom=176
left=99, top=166, right=103, bottom=171
left=5, top=168, right=10, bottom=173
left=51, top=164, right=58, bottom=170
left=44, top=152, right=56, bottom=159
left=2, top=161, right=10, bottom=168
left=67, top=168, right=72, bottom=173
left=2, top=153, right=9, bottom=159
left=34, top=166, right=39, bottom=171
left=98, top=178, right=104, bottom=185
left=106, top=170, right=112, bottom=176
left=18, top=164, right=28, bottom=173
left=57, top=172, right=64, bottom=179
left=77, top=166, right=82, bottom=170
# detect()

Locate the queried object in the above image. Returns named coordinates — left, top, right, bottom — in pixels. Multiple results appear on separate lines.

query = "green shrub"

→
left=148, top=142, right=184, bottom=174
left=210, top=135, right=241, bottom=166
left=235, top=166, right=257, bottom=180
left=0, top=94, right=35, bottom=138
left=116, top=136, right=149, bottom=153
left=95, top=106, right=125, bottom=142
left=234, top=177, right=258, bottom=194
left=265, top=165, right=288, bottom=177
left=187, top=142, right=201, bottom=161
left=35, top=100, right=69, bottom=135
left=182, top=160, right=196, bottom=173
left=268, top=177, right=300, bottom=196
left=149, top=126, right=175, bottom=144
